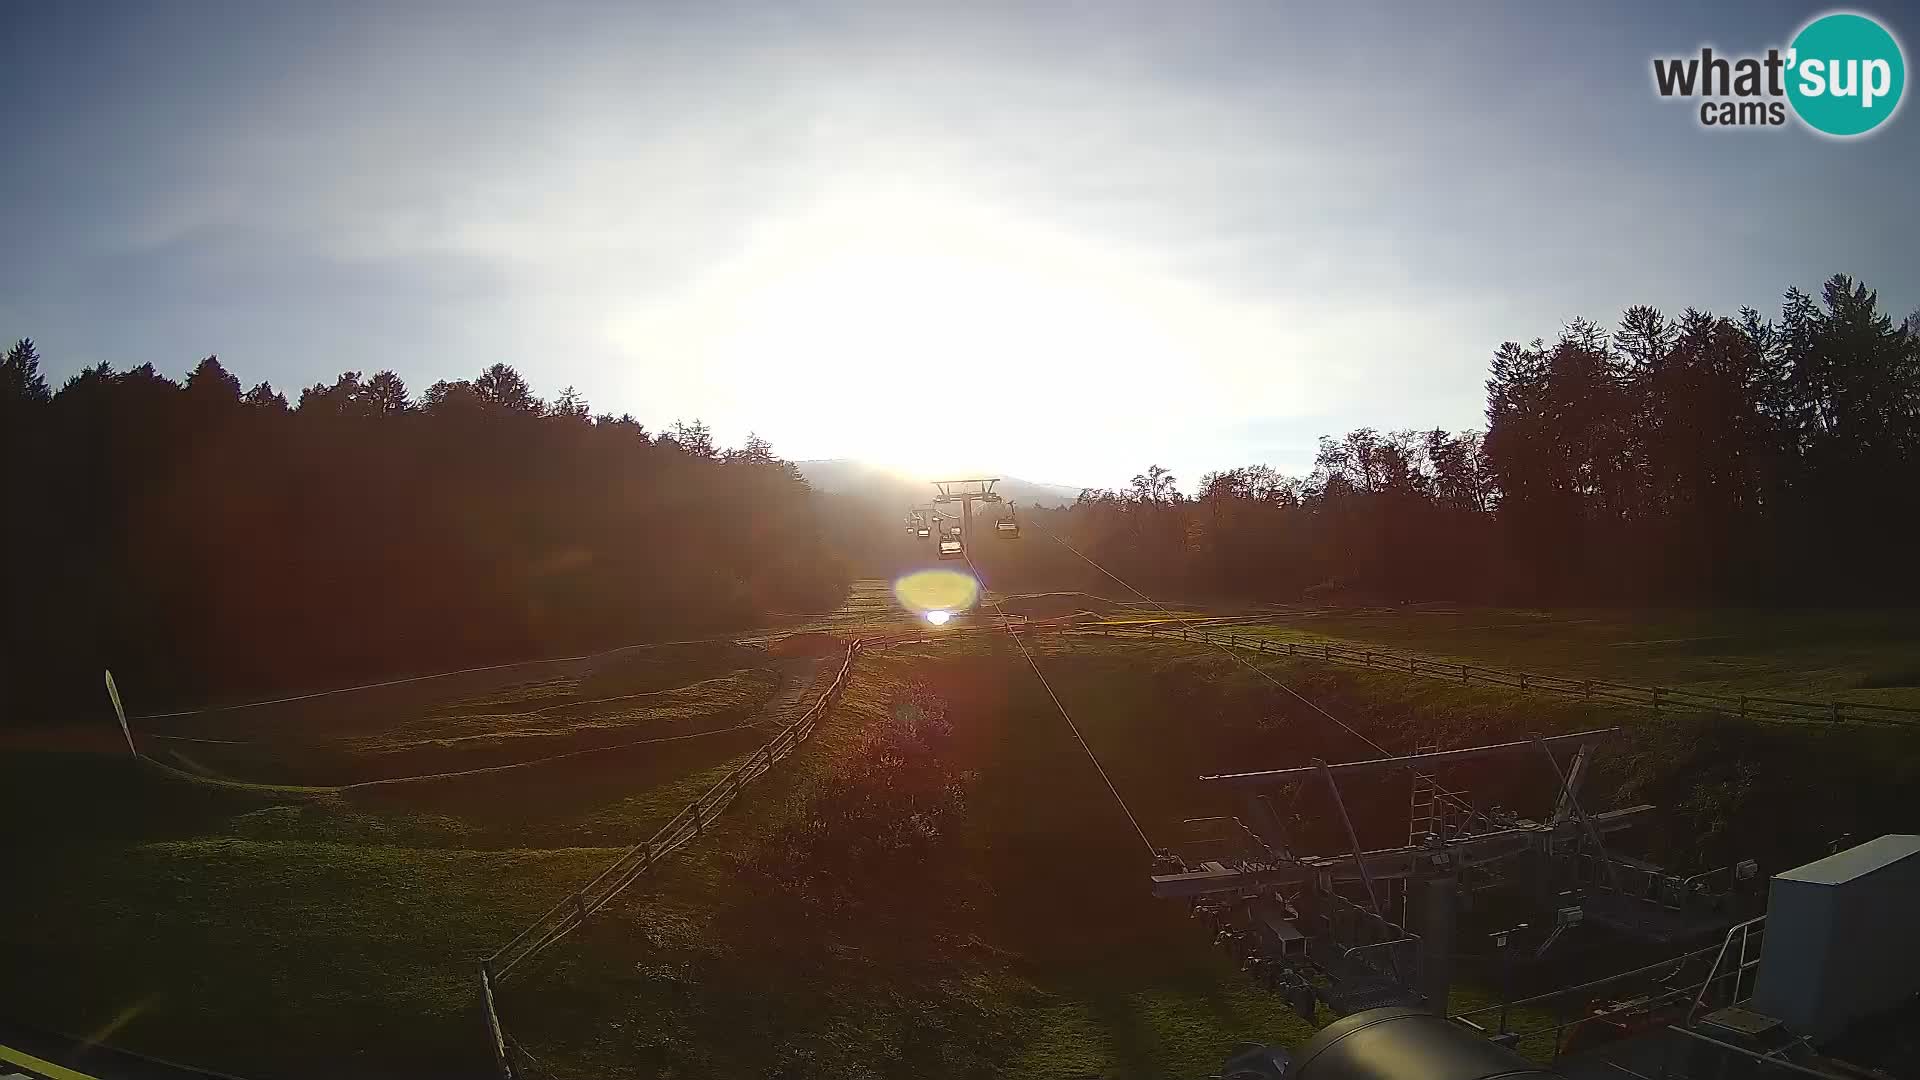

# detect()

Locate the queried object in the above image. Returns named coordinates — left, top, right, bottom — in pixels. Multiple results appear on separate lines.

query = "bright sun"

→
left=605, top=185, right=1258, bottom=480
left=723, top=192, right=1118, bottom=476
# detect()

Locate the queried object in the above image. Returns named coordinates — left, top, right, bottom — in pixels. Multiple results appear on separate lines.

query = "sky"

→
left=4, top=1, right=1917, bottom=490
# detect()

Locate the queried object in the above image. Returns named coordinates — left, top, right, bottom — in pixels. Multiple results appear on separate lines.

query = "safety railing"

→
left=1068, top=625, right=1920, bottom=727
left=485, top=637, right=862, bottom=983
left=477, top=636, right=864, bottom=1078
left=1686, top=916, right=1766, bottom=1023
left=474, top=615, right=1098, bottom=1075
left=1662, top=1024, right=1849, bottom=1080
left=1448, top=940, right=1727, bottom=1062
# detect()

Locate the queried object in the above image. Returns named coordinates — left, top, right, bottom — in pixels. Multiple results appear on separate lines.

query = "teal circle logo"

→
left=1787, top=12, right=1905, bottom=136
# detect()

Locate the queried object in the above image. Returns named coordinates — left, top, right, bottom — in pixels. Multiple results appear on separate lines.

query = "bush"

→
left=742, top=682, right=972, bottom=920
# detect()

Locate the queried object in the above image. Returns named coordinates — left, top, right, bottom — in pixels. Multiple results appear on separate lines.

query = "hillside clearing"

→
left=1233, top=607, right=1920, bottom=708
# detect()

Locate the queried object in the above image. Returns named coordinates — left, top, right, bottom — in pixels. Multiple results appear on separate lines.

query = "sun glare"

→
left=602, top=185, right=1292, bottom=480
left=894, top=568, right=979, bottom=617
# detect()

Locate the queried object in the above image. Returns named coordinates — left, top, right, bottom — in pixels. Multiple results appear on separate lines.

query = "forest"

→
left=0, top=355, right=847, bottom=718
left=963, top=274, right=1920, bottom=608
left=5, top=273, right=1917, bottom=719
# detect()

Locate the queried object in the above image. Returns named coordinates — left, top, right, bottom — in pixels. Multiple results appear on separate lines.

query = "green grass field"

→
left=6, top=594, right=1919, bottom=1078
left=500, top=633, right=1920, bottom=1077
left=0, top=640, right=819, bottom=1078
left=500, top=645, right=1325, bottom=1079
left=774, top=577, right=1207, bottom=638
left=1236, top=606, right=1920, bottom=707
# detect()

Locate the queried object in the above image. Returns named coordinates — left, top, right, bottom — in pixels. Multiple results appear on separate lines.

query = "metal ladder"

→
left=1409, top=744, right=1440, bottom=840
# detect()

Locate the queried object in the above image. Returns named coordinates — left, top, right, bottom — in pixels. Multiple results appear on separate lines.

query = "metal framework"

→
left=1153, top=728, right=1760, bottom=1019
left=928, top=479, right=1003, bottom=548
left=903, top=479, right=1013, bottom=561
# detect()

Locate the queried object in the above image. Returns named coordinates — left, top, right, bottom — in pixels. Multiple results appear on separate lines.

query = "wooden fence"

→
left=478, top=637, right=862, bottom=1077
left=1076, top=625, right=1920, bottom=727
left=476, top=612, right=1917, bottom=1075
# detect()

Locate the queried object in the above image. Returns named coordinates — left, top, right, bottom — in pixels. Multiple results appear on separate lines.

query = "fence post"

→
left=1740, top=696, right=1748, bottom=719
left=1520, top=673, right=1529, bottom=691
left=574, top=892, right=589, bottom=924
left=1325, top=643, right=1332, bottom=661
left=1831, top=701, right=1842, bottom=723
left=480, top=963, right=514, bottom=1080
left=1408, top=656, right=1416, bottom=675
left=1652, top=688, right=1662, bottom=711
left=1288, top=642, right=1297, bottom=657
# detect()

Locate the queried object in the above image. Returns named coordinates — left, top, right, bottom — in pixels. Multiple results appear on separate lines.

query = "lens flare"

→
left=925, top=609, right=952, bottom=625
left=892, top=569, right=979, bottom=617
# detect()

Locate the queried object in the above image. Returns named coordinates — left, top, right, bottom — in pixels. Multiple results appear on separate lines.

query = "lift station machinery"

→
left=1151, top=729, right=1765, bottom=1020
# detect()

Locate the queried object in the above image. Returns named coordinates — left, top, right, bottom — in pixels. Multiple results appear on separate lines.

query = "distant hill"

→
left=796, top=459, right=1084, bottom=508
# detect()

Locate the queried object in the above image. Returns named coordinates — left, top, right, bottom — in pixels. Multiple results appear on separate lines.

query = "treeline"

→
left=0, top=352, right=847, bottom=719
left=4, top=272, right=1912, bottom=714
left=966, top=275, right=1920, bottom=607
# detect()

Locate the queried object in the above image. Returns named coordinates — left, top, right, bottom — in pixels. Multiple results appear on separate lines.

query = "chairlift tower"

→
left=1152, top=729, right=1764, bottom=1020
left=930, top=479, right=1004, bottom=545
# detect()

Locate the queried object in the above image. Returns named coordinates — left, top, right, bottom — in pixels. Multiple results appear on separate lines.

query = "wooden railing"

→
left=477, top=612, right=1914, bottom=1075
left=1071, top=625, right=1920, bottom=727
left=477, top=638, right=863, bottom=1078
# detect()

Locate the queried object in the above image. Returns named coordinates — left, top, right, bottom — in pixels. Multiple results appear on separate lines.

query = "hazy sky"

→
left=5, top=1, right=1916, bottom=489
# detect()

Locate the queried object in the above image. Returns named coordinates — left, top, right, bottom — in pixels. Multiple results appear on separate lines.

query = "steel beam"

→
left=1149, top=804, right=1655, bottom=899
left=1200, top=728, right=1619, bottom=788
left=1413, top=869, right=1458, bottom=1011
left=1534, top=733, right=1621, bottom=893
left=1318, top=758, right=1385, bottom=916
left=1551, top=743, right=1592, bottom=827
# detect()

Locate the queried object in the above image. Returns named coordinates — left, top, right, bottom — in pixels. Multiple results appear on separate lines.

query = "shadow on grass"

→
left=341, top=726, right=770, bottom=835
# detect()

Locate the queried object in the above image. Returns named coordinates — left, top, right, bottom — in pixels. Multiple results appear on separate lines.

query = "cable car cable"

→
left=963, top=548, right=1158, bottom=858
left=1029, top=520, right=1398, bottom=762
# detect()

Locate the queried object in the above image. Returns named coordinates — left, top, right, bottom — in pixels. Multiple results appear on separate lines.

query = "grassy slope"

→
left=1035, top=635, right=1920, bottom=870
left=504, top=648, right=1316, bottom=1080
left=138, top=643, right=781, bottom=788
left=7, top=620, right=1917, bottom=1078
left=922, top=635, right=1920, bottom=1065
left=0, top=653, right=794, bottom=1079
left=774, top=578, right=1209, bottom=639
left=927, top=643, right=1315, bottom=1079
left=1238, top=608, right=1920, bottom=707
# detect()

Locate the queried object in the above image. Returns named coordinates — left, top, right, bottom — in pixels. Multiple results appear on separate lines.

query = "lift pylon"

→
left=1153, top=728, right=1762, bottom=1021
left=929, top=479, right=1004, bottom=551
left=926, top=479, right=1017, bottom=560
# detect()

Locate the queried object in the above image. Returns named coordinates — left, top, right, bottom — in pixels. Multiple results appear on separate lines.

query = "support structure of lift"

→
left=929, top=478, right=1004, bottom=547
left=1152, top=728, right=1763, bottom=1021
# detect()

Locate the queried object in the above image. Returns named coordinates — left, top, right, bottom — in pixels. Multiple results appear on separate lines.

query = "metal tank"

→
left=1287, top=1007, right=1560, bottom=1080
